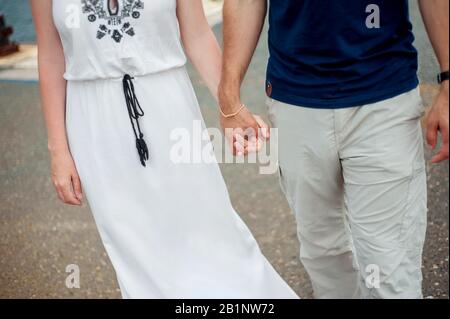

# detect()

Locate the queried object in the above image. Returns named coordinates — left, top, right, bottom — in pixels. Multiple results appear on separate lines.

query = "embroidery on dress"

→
left=81, top=0, right=144, bottom=43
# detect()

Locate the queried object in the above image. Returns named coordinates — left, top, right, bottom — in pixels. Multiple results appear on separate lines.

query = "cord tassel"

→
left=136, top=134, right=149, bottom=166
left=122, top=74, right=149, bottom=167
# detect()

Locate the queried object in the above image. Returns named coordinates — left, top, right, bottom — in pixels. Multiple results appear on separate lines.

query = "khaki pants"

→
left=268, top=88, right=427, bottom=299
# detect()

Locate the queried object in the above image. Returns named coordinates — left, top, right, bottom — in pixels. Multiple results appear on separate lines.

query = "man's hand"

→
left=426, top=83, right=449, bottom=163
left=219, top=86, right=270, bottom=155
left=219, top=104, right=270, bottom=156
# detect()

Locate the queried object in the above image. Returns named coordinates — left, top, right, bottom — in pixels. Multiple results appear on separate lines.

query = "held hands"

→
left=219, top=102, right=270, bottom=156
left=426, top=82, right=449, bottom=163
left=51, top=150, right=83, bottom=206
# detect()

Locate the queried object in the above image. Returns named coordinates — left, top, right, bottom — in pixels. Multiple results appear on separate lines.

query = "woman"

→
left=31, top=0, right=298, bottom=299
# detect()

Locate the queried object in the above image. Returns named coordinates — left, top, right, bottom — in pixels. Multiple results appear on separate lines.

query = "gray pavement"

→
left=0, top=3, right=448, bottom=299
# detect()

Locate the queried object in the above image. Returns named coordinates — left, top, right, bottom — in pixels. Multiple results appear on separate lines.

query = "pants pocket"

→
left=410, top=87, right=426, bottom=120
left=399, top=160, right=427, bottom=248
left=278, top=165, right=288, bottom=196
left=266, top=98, right=277, bottom=127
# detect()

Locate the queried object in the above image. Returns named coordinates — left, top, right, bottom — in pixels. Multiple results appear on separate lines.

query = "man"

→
left=219, top=0, right=449, bottom=298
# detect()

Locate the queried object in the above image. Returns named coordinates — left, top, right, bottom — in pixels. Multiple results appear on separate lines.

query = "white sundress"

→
left=52, top=0, right=299, bottom=299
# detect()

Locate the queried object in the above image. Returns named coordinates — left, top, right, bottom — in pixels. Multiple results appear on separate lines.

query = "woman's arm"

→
left=30, top=0, right=82, bottom=205
left=176, top=0, right=222, bottom=101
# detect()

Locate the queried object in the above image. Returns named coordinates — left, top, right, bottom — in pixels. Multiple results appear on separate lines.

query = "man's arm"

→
left=219, top=0, right=269, bottom=155
left=419, top=0, right=449, bottom=163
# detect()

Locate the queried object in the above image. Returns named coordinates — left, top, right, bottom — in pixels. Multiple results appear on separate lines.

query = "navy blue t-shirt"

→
left=266, top=0, right=419, bottom=108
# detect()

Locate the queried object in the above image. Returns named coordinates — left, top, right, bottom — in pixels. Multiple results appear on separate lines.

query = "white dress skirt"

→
left=66, top=68, right=298, bottom=299
left=55, top=0, right=299, bottom=299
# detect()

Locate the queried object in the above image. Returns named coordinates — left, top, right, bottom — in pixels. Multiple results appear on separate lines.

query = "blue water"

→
left=0, top=0, right=36, bottom=43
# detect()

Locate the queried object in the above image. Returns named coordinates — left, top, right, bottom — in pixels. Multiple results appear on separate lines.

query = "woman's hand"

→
left=31, top=1, right=79, bottom=203
left=50, top=151, right=83, bottom=206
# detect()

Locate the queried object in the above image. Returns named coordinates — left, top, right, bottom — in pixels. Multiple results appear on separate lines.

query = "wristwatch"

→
left=437, top=70, right=449, bottom=84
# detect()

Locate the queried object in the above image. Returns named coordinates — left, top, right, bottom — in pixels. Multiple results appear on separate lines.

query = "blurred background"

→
left=0, top=0, right=448, bottom=299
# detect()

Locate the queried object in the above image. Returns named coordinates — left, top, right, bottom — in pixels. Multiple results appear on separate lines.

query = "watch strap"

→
left=438, top=70, right=450, bottom=84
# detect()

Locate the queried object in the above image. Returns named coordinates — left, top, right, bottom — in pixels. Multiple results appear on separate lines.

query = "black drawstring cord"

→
left=122, top=74, right=149, bottom=167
